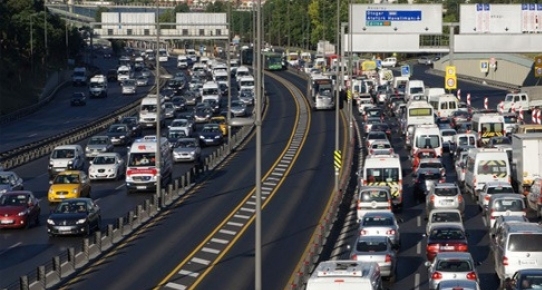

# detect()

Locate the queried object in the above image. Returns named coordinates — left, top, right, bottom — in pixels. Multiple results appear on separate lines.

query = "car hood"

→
left=89, top=164, right=117, bottom=171
left=106, top=132, right=126, bottom=138
left=174, top=147, right=197, bottom=153
left=48, top=212, right=88, bottom=221
left=86, top=145, right=108, bottom=150
left=49, top=184, right=80, bottom=191
left=0, top=205, right=27, bottom=215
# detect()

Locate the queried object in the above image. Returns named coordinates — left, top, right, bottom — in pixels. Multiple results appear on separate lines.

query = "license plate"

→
left=206, top=139, right=213, bottom=142
left=520, top=260, right=536, bottom=265
left=440, top=200, right=453, bottom=205
left=1, top=220, right=13, bottom=224
left=441, top=246, right=455, bottom=251
left=137, top=186, right=146, bottom=190
left=57, top=226, right=71, bottom=231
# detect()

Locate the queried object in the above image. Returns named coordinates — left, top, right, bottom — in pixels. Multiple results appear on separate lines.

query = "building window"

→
left=127, top=29, right=133, bottom=36
left=199, top=29, right=205, bottom=36
left=215, top=29, right=221, bottom=36
left=182, top=29, right=188, bottom=36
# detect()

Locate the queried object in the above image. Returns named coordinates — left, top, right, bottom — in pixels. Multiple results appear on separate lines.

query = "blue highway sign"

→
left=401, top=65, right=410, bottom=77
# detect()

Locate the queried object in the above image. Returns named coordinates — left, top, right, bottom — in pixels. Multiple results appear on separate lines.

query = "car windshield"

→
left=52, top=149, right=75, bottom=159
left=436, top=260, right=473, bottom=272
left=418, top=171, right=441, bottom=181
left=477, top=161, right=508, bottom=175
left=367, top=110, right=381, bottom=117
left=124, top=80, right=136, bottom=86
left=419, top=162, right=442, bottom=169
left=507, top=234, right=542, bottom=251
left=434, top=187, right=458, bottom=196
left=55, top=201, right=88, bottom=214
left=429, top=228, right=465, bottom=240
left=89, top=137, right=108, bottom=145
left=431, top=212, right=461, bottom=223
left=141, top=105, right=157, bottom=113
left=0, top=194, right=28, bottom=206
left=368, top=132, right=387, bottom=140
left=494, top=199, right=524, bottom=211
left=53, top=174, right=80, bottom=184
left=415, top=135, right=440, bottom=149
left=0, top=175, right=12, bottom=185
left=356, top=240, right=388, bottom=252
left=171, top=120, right=188, bottom=127
left=168, top=131, right=186, bottom=139
left=128, top=153, right=156, bottom=167
left=359, top=189, right=389, bottom=202
left=458, top=136, right=476, bottom=146
left=362, top=216, right=394, bottom=226
left=202, top=127, right=219, bottom=133
left=177, top=141, right=197, bottom=148
left=92, top=156, right=116, bottom=165
left=108, top=125, right=126, bottom=133
left=491, top=137, right=511, bottom=145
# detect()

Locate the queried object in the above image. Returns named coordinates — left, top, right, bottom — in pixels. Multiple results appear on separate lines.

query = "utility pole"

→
left=255, top=0, right=263, bottom=289
left=155, top=0, right=162, bottom=197
left=334, top=0, right=341, bottom=193
left=227, top=4, right=232, bottom=152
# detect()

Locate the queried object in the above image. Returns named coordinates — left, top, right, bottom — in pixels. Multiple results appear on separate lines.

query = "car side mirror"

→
left=89, top=161, right=93, bottom=165
left=49, top=180, right=53, bottom=185
left=424, top=261, right=431, bottom=267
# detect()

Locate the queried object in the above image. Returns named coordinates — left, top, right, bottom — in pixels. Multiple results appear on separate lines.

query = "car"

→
left=365, top=131, right=388, bottom=148
left=198, top=124, right=224, bottom=146
left=136, top=76, right=149, bottom=87
left=71, top=92, right=86, bottom=106
left=202, top=99, right=220, bottom=114
left=166, top=130, right=188, bottom=148
left=121, top=79, right=137, bottom=95
left=417, top=158, right=446, bottom=177
left=47, top=198, right=101, bottom=236
left=47, top=170, right=91, bottom=203
left=425, top=224, right=469, bottom=261
left=426, top=183, right=465, bottom=217
left=0, top=191, right=40, bottom=229
left=364, top=107, right=384, bottom=120
left=418, top=56, right=433, bottom=65
left=0, top=171, right=24, bottom=194
left=88, top=153, right=125, bottom=181
left=485, top=194, right=526, bottom=229
left=487, top=136, right=512, bottom=148
left=413, top=168, right=445, bottom=202
left=164, top=102, right=176, bottom=119
left=364, top=117, right=383, bottom=132
left=168, top=118, right=193, bottom=137
left=370, top=123, right=392, bottom=139
left=358, top=211, right=400, bottom=247
left=411, top=148, right=438, bottom=172
left=210, top=116, right=228, bottom=136
left=450, top=110, right=471, bottom=128
left=106, top=124, right=132, bottom=146
left=426, top=208, right=463, bottom=235
left=380, top=57, right=397, bottom=68
left=436, top=117, right=454, bottom=130
left=356, top=186, right=392, bottom=221
left=106, top=69, right=117, bottom=82
left=85, top=136, right=114, bottom=159
left=171, top=96, right=187, bottom=111
left=239, top=88, right=255, bottom=105
left=120, top=116, right=142, bottom=137
left=440, top=128, right=457, bottom=152
left=166, top=78, right=185, bottom=95
left=368, top=140, right=394, bottom=156
left=48, top=145, right=86, bottom=178
left=172, top=138, right=202, bottom=163
left=436, top=280, right=480, bottom=290
left=504, top=269, right=542, bottom=290
left=477, top=181, right=515, bottom=211
left=455, top=122, right=474, bottom=134
left=141, top=68, right=151, bottom=78
left=489, top=215, right=529, bottom=237
left=194, top=107, right=213, bottom=123
left=425, top=252, right=479, bottom=290
left=183, top=90, right=198, bottom=106
left=230, top=100, right=247, bottom=117
left=349, top=235, right=398, bottom=279
left=454, top=150, right=470, bottom=189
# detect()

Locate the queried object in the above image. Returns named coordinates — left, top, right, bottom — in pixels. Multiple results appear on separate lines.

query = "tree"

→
left=175, top=3, right=190, bottom=13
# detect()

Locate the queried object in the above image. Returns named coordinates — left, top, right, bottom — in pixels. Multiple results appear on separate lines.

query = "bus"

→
left=263, top=52, right=283, bottom=71
left=241, top=48, right=253, bottom=65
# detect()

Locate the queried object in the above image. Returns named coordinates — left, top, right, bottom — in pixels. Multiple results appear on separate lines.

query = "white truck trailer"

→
left=512, top=133, right=542, bottom=194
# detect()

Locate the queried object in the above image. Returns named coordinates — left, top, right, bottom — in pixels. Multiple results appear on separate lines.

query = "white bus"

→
left=404, top=101, right=434, bottom=147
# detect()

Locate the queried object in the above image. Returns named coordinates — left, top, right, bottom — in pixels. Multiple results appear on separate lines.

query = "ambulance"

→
left=471, top=113, right=505, bottom=146
left=361, top=154, right=403, bottom=209
left=125, top=136, right=173, bottom=193
left=306, top=260, right=383, bottom=290
left=464, top=148, right=511, bottom=197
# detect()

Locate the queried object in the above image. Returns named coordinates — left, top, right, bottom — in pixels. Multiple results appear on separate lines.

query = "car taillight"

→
left=389, top=148, right=394, bottom=154
left=466, top=271, right=477, bottom=280
left=538, top=195, right=542, bottom=204
left=458, top=195, right=463, bottom=202
left=351, top=254, right=357, bottom=260
left=485, top=195, right=490, bottom=201
left=386, top=129, right=391, bottom=135
left=503, top=256, right=509, bottom=266
left=439, top=178, right=446, bottom=183
left=370, top=149, right=374, bottom=154
left=431, top=272, right=443, bottom=280
left=430, top=195, right=436, bottom=202
left=357, top=203, right=362, bottom=210
left=415, top=179, right=420, bottom=184
left=385, top=254, right=392, bottom=263
left=490, top=209, right=495, bottom=219
left=473, top=177, right=477, bottom=185
left=427, top=244, right=439, bottom=252
left=386, top=229, right=396, bottom=235
left=456, top=244, right=468, bottom=252
left=360, top=230, right=367, bottom=235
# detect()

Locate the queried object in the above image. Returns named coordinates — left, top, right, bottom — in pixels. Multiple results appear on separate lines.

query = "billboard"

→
left=459, top=4, right=533, bottom=34
left=350, top=4, right=442, bottom=34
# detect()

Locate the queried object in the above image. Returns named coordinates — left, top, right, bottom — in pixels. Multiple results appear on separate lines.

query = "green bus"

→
left=263, top=52, right=284, bottom=71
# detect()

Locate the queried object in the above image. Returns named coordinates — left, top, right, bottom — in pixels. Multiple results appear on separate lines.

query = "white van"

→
left=139, top=94, right=165, bottom=128
left=464, top=148, right=511, bottom=197
left=239, top=76, right=255, bottom=91
left=426, top=87, right=446, bottom=106
left=428, top=93, right=458, bottom=118
left=117, top=66, right=132, bottom=82
left=410, top=124, right=443, bottom=157
left=213, top=70, right=229, bottom=85
left=306, top=260, right=383, bottom=290
left=471, top=113, right=506, bottom=146
left=201, top=81, right=221, bottom=103
left=235, top=66, right=251, bottom=82
left=361, top=154, right=403, bottom=209
left=186, top=49, right=197, bottom=62
left=158, top=48, right=168, bottom=62
left=125, top=136, right=173, bottom=193
left=405, top=80, right=425, bottom=100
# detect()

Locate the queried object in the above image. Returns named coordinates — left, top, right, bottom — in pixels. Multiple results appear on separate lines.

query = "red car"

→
left=426, top=224, right=468, bottom=261
left=411, top=148, right=438, bottom=172
left=0, top=191, right=41, bottom=229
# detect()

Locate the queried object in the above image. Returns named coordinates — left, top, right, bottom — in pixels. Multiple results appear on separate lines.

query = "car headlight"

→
left=73, top=188, right=79, bottom=194
left=215, top=135, right=221, bottom=139
left=76, top=218, right=87, bottom=225
left=48, top=188, right=53, bottom=194
left=47, top=219, right=55, bottom=225
left=120, top=136, right=126, bottom=138
left=89, top=167, right=96, bottom=173
left=18, top=210, right=28, bottom=216
left=86, top=148, right=91, bottom=152
left=0, top=189, right=7, bottom=194
left=199, top=135, right=205, bottom=139
left=68, top=160, right=73, bottom=165
left=190, top=151, right=195, bottom=155
left=108, top=168, right=113, bottom=172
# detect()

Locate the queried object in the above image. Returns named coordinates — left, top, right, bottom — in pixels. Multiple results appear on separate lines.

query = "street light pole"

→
left=155, top=0, right=162, bottom=197
left=348, top=0, right=353, bottom=140
left=227, top=6, right=232, bottom=153
left=255, top=0, right=263, bottom=289
left=287, top=0, right=290, bottom=49
left=334, top=0, right=340, bottom=193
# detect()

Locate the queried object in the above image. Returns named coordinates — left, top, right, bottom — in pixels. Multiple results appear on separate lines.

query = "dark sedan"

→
left=413, top=168, right=443, bottom=202
left=198, top=124, right=224, bottom=146
left=106, top=124, right=132, bottom=145
left=120, top=116, right=143, bottom=137
left=71, top=92, right=86, bottom=106
left=0, top=191, right=41, bottom=229
left=425, top=224, right=468, bottom=262
left=47, top=198, right=101, bottom=237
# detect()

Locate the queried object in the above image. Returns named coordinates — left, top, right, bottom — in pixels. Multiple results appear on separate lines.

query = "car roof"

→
left=434, top=183, right=457, bottom=188
left=489, top=194, right=523, bottom=201
left=429, top=223, right=465, bottom=230
left=417, top=168, right=441, bottom=174
left=485, top=181, right=513, bottom=187
left=363, top=211, right=395, bottom=218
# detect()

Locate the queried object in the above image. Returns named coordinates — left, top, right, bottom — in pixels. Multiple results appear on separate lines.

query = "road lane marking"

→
left=201, top=247, right=220, bottom=254
left=178, top=270, right=199, bottom=278
left=218, top=229, right=236, bottom=235
left=0, top=242, right=22, bottom=256
left=226, top=221, right=243, bottom=227
left=190, top=257, right=210, bottom=265
left=416, top=241, right=421, bottom=254
left=415, top=273, right=420, bottom=290
left=115, top=184, right=125, bottom=190
left=417, top=215, right=421, bottom=227
left=165, top=283, right=186, bottom=290
left=233, top=214, right=249, bottom=219
left=210, top=238, right=228, bottom=245
left=28, top=133, right=37, bottom=137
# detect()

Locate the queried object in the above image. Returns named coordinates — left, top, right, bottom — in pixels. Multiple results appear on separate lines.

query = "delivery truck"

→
left=512, top=133, right=542, bottom=194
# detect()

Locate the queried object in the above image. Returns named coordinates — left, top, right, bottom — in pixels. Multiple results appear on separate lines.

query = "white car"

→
left=380, top=57, right=397, bottom=68
left=418, top=56, right=433, bottom=65
left=122, top=79, right=137, bottom=95
left=168, top=118, right=193, bottom=137
left=88, top=152, right=125, bottom=180
left=136, top=76, right=148, bottom=87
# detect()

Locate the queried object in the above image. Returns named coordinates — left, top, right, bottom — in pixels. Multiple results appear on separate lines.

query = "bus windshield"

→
left=409, top=108, right=432, bottom=117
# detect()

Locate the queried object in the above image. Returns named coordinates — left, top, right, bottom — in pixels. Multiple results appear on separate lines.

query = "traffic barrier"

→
left=457, top=89, right=461, bottom=100
left=499, top=101, right=504, bottom=113
left=538, top=109, right=542, bottom=125
left=467, top=93, right=471, bottom=106
left=519, top=107, right=524, bottom=122
left=484, top=97, right=488, bottom=109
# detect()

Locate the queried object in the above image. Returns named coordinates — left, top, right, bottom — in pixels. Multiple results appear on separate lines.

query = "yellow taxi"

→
left=48, top=170, right=92, bottom=203
left=210, top=116, right=228, bottom=136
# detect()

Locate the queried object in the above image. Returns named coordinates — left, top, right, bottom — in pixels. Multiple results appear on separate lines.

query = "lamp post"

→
left=255, top=0, right=263, bottom=288
left=348, top=0, right=353, bottom=140
left=334, top=0, right=340, bottom=192
left=155, top=0, right=162, bottom=197
left=227, top=5, right=232, bottom=152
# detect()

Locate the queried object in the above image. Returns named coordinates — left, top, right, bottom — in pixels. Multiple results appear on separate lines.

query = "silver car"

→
left=230, top=100, right=247, bottom=117
left=164, top=102, right=176, bottom=119
left=85, top=136, right=114, bottom=159
left=172, top=138, right=201, bottom=163
left=136, top=76, right=148, bottom=87
left=426, top=209, right=463, bottom=235
left=426, top=183, right=465, bottom=217
left=425, top=252, right=479, bottom=290
left=368, top=140, right=393, bottom=156
left=365, top=131, right=388, bottom=148
left=349, top=235, right=398, bottom=279
left=122, top=79, right=137, bottom=95
left=0, top=171, right=24, bottom=194
left=477, top=181, right=515, bottom=211
left=359, top=211, right=400, bottom=247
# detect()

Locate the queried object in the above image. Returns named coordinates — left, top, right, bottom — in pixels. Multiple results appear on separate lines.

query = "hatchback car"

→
left=418, top=56, right=433, bottom=65
left=436, top=280, right=480, bottom=290
left=121, top=79, right=137, bottom=95
left=486, top=194, right=526, bottom=229
left=136, top=76, right=148, bottom=87
left=85, top=136, right=114, bottom=159
left=106, top=124, right=132, bottom=146
left=0, top=171, right=24, bottom=194
left=365, top=131, right=389, bottom=148
left=411, top=148, right=438, bottom=172
left=198, top=124, right=224, bottom=146
left=477, top=181, right=515, bottom=211
left=426, top=208, right=463, bottom=235
left=426, top=252, right=479, bottom=290
left=489, top=215, right=529, bottom=237
left=426, top=183, right=465, bottom=218
left=368, top=140, right=394, bottom=156
left=349, top=235, right=398, bottom=279
left=47, top=170, right=91, bottom=203
left=71, top=92, right=86, bottom=106
left=425, top=224, right=469, bottom=261
left=0, top=191, right=40, bottom=229
left=413, top=168, right=444, bottom=201
left=120, top=117, right=142, bottom=137
left=359, top=211, right=400, bottom=247
left=356, top=186, right=392, bottom=221
left=47, top=198, right=101, bottom=236
left=417, top=158, right=446, bottom=177
left=194, top=107, right=213, bottom=123
left=230, top=100, right=247, bottom=117
left=88, top=153, right=125, bottom=181
left=168, top=118, right=193, bottom=137
left=173, top=138, right=202, bottom=163
left=505, top=268, right=542, bottom=290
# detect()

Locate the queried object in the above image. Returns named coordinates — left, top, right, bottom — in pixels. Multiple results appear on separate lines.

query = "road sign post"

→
left=480, top=60, right=489, bottom=73
left=535, top=55, right=542, bottom=78
left=400, top=65, right=411, bottom=77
